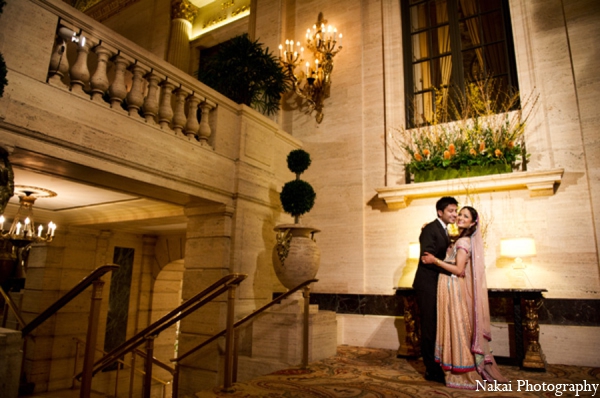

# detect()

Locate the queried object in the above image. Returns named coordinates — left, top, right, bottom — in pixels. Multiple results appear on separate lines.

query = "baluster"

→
left=171, top=87, right=189, bottom=135
left=90, top=45, right=114, bottom=103
left=198, top=99, right=216, bottom=145
left=126, top=63, right=147, bottom=117
left=142, top=71, right=161, bottom=124
left=184, top=94, right=201, bottom=139
left=48, top=36, right=69, bottom=88
left=108, top=55, right=131, bottom=110
left=69, top=38, right=91, bottom=96
left=158, top=80, right=175, bottom=129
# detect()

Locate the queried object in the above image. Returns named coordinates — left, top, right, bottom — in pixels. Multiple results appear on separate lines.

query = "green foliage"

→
left=394, top=78, right=537, bottom=177
left=287, top=149, right=311, bottom=175
left=0, top=0, right=6, bottom=98
left=0, top=53, right=6, bottom=98
left=280, top=149, right=316, bottom=221
left=280, top=180, right=316, bottom=218
left=196, top=34, right=292, bottom=116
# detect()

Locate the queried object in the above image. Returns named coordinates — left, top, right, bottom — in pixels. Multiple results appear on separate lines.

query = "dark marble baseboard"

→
left=273, top=293, right=600, bottom=327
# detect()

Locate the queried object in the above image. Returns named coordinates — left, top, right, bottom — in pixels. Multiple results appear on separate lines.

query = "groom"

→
left=412, top=196, right=458, bottom=383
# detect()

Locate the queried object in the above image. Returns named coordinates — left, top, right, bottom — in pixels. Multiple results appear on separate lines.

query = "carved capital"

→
left=171, top=0, right=199, bottom=22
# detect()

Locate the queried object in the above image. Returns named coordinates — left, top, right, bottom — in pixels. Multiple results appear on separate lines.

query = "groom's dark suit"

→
left=413, top=219, right=450, bottom=380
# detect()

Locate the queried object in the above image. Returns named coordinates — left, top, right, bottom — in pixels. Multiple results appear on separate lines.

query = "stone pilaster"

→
left=178, top=203, right=234, bottom=394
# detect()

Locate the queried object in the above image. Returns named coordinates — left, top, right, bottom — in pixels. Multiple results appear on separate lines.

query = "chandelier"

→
left=279, top=12, right=343, bottom=123
left=0, top=186, right=57, bottom=248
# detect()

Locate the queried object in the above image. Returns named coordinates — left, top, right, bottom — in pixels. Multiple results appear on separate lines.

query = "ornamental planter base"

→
left=413, top=164, right=512, bottom=183
left=272, top=224, right=321, bottom=290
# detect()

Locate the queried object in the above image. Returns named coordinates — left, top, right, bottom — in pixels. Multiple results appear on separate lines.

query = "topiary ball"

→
left=280, top=179, right=316, bottom=217
left=287, top=149, right=311, bottom=175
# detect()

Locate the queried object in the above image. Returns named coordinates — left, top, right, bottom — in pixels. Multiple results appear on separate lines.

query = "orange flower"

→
left=469, top=148, right=477, bottom=156
left=414, top=153, right=423, bottom=161
left=443, top=150, right=451, bottom=160
left=507, top=141, right=514, bottom=149
left=494, top=149, right=502, bottom=157
left=448, top=144, right=456, bottom=156
left=479, top=142, right=486, bottom=153
left=423, top=149, right=430, bottom=157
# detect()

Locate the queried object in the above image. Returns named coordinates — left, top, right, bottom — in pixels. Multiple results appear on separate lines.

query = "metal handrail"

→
left=21, top=264, right=119, bottom=337
left=171, top=278, right=317, bottom=395
left=173, top=278, right=318, bottom=364
left=0, top=285, right=26, bottom=330
left=84, top=273, right=247, bottom=378
left=72, top=337, right=171, bottom=385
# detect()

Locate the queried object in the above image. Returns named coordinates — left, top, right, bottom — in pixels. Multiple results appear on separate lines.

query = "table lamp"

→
left=500, top=237, right=537, bottom=269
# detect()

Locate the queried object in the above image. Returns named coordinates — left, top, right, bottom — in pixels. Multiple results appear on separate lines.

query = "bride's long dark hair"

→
left=458, top=206, right=479, bottom=239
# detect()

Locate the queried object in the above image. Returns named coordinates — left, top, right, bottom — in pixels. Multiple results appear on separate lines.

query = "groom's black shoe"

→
left=424, top=371, right=445, bottom=384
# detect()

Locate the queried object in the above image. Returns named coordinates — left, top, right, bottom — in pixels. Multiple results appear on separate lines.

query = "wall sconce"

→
left=500, top=237, right=536, bottom=269
left=279, top=12, right=342, bottom=123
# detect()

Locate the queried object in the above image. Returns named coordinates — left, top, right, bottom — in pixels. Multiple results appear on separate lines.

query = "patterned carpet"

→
left=196, top=345, right=600, bottom=397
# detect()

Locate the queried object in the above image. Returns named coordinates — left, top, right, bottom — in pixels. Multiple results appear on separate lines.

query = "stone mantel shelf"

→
left=376, top=168, right=564, bottom=209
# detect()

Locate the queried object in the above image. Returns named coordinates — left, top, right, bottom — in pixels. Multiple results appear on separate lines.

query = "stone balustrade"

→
left=47, top=19, right=218, bottom=146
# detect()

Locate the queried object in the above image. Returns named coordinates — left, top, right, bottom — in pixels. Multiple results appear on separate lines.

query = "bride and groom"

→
left=412, top=196, right=508, bottom=389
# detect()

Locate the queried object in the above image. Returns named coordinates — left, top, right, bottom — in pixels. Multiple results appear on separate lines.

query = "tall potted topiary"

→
left=273, top=149, right=320, bottom=289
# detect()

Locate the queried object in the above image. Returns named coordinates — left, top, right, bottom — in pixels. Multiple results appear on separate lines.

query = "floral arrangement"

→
left=394, top=78, right=537, bottom=182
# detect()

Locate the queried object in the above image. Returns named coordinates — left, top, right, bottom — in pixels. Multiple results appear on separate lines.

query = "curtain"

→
left=437, top=0, right=452, bottom=122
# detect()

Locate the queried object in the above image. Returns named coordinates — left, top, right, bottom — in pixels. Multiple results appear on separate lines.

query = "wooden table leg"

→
left=522, top=297, right=547, bottom=370
left=397, top=295, right=421, bottom=357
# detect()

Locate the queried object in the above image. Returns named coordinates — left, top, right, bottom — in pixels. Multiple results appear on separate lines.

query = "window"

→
left=401, top=0, right=519, bottom=126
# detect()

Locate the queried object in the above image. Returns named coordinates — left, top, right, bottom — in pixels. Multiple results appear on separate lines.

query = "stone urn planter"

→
left=272, top=224, right=320, bottom=289
left=274, top=149, right=319, bottom=289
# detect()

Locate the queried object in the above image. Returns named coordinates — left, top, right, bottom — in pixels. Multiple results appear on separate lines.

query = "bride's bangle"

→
left=436, top=258, right=440, bottom=266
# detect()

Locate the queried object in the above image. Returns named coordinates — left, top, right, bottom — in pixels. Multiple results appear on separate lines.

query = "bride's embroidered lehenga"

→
left=434, top=227, right=508, bottom=389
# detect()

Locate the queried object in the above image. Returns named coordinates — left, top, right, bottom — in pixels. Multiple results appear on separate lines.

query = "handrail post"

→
left=172, top=362, right=179, bottom=398
left=222, top=284, right=237, bottom=392
left=80, top=279, right=106, bottom=398
left=129, top=352, right=136, bottom=398
left=302, top=285, right=311, bottom=369
left=143, top=335, right=156, bottom=398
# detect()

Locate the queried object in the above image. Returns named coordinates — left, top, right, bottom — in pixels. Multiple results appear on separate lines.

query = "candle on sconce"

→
left=24, top=217, right=30, bottom=237
left=279, top=44, right=282, bottom=57
left=16, top=222, right=21, bottom=236
left=306, top=62, right=310, bottom=76
left=38, top=224, right=43, bottom=237
left=0, top=215, right=4, bottom=232
left=339, top=33, right=343, bottom=47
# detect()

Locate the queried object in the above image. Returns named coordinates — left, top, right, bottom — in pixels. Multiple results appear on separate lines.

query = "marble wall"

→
left=248, top=0, right=600, bottom=300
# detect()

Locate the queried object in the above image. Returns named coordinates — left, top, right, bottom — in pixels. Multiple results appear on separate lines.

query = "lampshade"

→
left=408, top=242, right=420, bottom=260
left=500, top=238, right=537, bottom=258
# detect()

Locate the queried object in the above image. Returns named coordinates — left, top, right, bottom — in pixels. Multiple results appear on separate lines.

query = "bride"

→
left=421, top=206, right=508, bottom=389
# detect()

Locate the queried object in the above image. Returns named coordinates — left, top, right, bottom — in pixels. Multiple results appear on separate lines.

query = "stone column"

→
left=178, top=203, right=234, bottom=395
left=167, top=0, right=199, bottom=73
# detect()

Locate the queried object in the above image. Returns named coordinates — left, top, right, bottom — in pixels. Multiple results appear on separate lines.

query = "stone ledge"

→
left=376, top=168, right=564, bottom=209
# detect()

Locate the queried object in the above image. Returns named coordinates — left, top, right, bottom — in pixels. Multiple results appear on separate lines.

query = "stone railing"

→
left=48, top=22, right=217, bottom=145
left=30, top=0, right=248, bottom=150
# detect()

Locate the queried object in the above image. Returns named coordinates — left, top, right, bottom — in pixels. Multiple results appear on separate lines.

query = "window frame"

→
left=401, top=0, right=520, bottom=127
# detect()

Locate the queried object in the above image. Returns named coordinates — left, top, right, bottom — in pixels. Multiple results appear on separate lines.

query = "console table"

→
left=394, top=287, right=548, bottom=371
